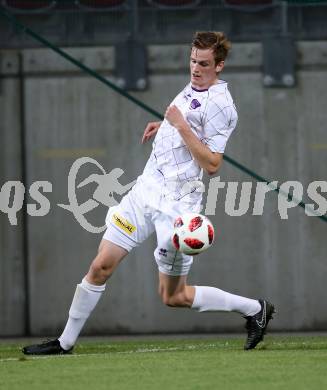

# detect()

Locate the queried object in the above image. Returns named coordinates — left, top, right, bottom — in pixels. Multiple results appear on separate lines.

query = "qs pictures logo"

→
left=0, top=157, right=135, bottom=233
left=0, top=158, right=326, bottom=233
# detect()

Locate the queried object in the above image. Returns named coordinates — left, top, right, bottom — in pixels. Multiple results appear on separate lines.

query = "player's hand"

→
left=141, top=121, right=161, bottom=144
left=165, top=105, right=187, bottom=130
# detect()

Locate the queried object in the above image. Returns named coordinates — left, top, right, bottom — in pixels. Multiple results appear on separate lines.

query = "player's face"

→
left=190, top=48, right=224, bottom=90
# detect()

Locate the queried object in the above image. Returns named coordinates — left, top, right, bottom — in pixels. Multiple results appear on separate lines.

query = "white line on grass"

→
left=0, top=343, right=222, bottom=362
left=2, top=340, right=324, bottom=363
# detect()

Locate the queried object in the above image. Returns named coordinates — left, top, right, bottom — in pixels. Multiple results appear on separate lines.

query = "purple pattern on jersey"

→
left=190, top=99, right=201, bottom=110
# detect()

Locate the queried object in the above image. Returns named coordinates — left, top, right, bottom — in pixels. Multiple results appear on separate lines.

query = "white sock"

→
left=59, top=277, right=106, bottom=350
left=191, top=286, right=261, bottom=317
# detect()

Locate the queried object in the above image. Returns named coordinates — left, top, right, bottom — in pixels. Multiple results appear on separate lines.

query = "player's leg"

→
left=56, top=184, right=154, bottom=352
left=23, top=183, right=154, bottom=355
left=158, top=271, right=260, bottom=314
left=22, top=239, right=128, bottom=355
left=154, top=211, right=275, bottom=350
left=158, top=271, right=275, bottom=350
left=155, top=210, right=262, bottom=314
left=57, top=239, right=128, bottom=351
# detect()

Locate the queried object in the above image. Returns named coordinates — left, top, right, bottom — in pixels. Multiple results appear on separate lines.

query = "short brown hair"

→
left=192, top=31, right=231, bottom=64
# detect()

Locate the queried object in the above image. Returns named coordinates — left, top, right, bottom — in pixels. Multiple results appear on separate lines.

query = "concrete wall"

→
left=0, top=42, right=326, bottom=336
left=0, top=52, right=26, bottom=335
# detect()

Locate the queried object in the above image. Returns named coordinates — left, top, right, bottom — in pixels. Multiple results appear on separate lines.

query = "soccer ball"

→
left=172, top=213, right=215, bottom=255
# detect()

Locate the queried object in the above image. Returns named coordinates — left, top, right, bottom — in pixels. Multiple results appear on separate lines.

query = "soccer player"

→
left=23, top=31, right=275, bottom=355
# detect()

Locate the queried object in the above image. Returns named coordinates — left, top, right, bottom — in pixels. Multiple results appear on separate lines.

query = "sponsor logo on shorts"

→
left=112, top=213, right=136, bottom=235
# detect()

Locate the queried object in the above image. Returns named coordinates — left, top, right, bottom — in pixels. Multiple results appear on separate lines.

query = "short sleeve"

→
left=202, top=103, right=238, bottom=154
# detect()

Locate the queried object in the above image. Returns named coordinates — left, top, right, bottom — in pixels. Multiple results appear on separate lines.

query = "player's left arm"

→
left=165, top=105, right=223, bottom=175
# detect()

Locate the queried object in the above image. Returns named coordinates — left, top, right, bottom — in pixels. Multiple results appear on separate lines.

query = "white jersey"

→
left=138, top=80, right=238, bottom=207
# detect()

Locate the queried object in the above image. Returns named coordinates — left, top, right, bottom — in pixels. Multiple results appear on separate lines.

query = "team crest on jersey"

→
left=112, top=213, right=136, bottom=235
left=190, top=99, right=201, bottom=110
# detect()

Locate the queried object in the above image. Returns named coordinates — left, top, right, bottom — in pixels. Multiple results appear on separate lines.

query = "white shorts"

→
left=103, top=181, right=196, bottom=276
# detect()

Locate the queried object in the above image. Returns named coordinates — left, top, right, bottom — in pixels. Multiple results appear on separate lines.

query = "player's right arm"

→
left=141, top=121, right=162, bottom=144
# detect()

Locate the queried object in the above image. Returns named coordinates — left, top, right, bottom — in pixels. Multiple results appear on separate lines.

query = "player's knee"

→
left=88, top=253, right=116, bottom=282
left=160, top=292, right=185, bottom=307
left=161, top=294, right=175, bottom=307
left=89, top=261, right=112, bottom=279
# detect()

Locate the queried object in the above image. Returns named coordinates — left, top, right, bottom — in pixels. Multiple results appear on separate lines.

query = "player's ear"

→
left=216, top=61, right=224, bottom=73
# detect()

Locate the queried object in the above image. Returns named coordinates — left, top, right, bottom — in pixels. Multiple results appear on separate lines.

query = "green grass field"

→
left=1, top=335, right=327, bottom=390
